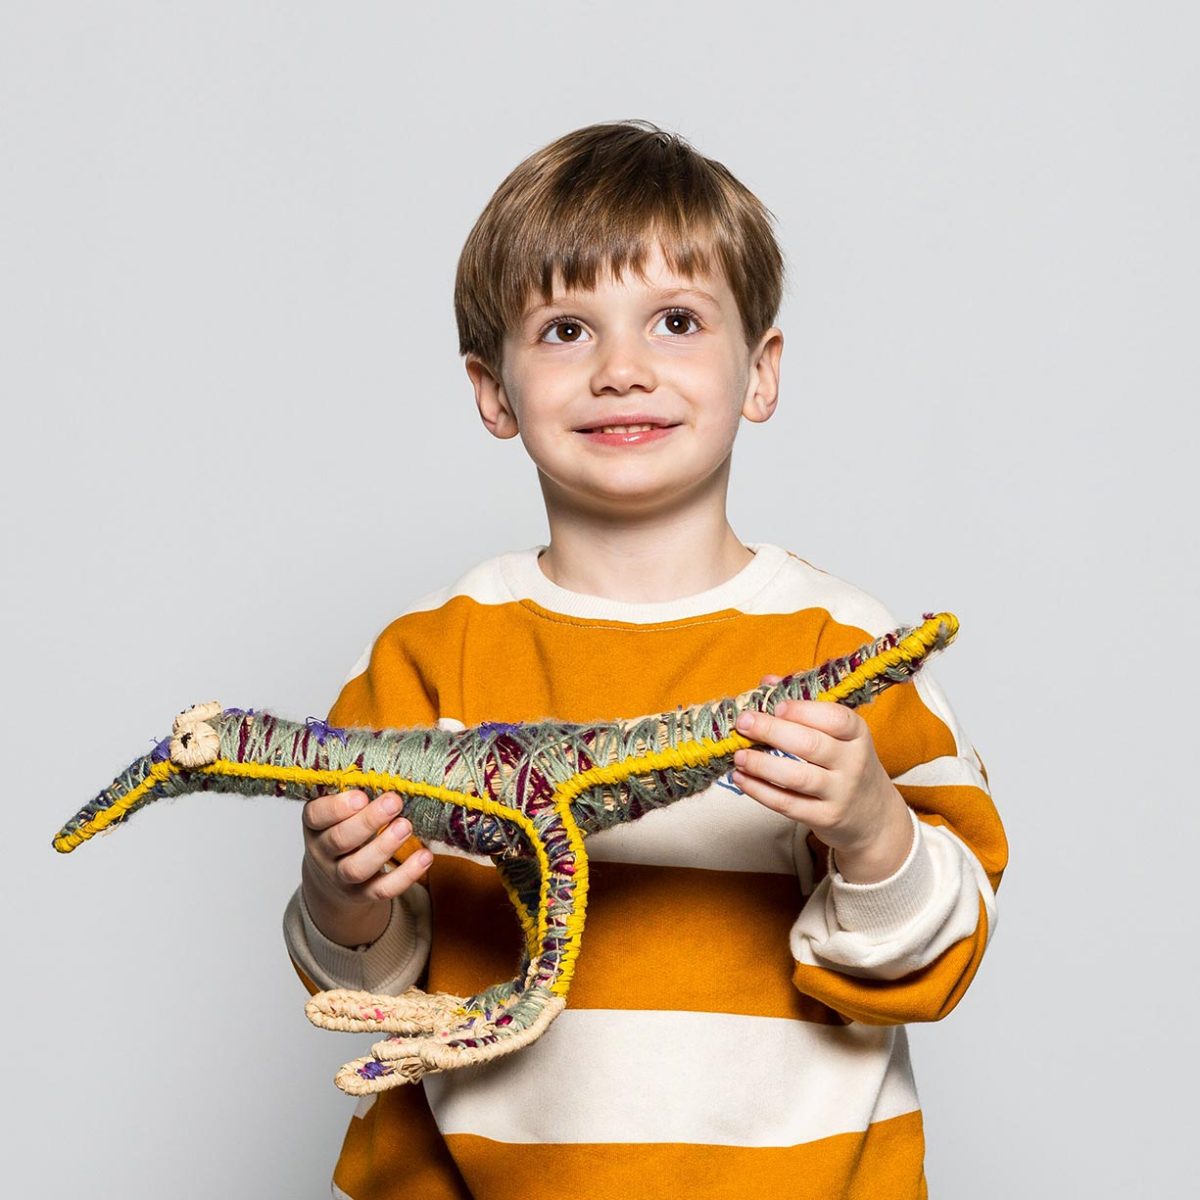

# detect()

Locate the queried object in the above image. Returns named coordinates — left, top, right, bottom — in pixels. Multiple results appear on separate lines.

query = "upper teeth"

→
left=595, top=424, right=656, bottom=433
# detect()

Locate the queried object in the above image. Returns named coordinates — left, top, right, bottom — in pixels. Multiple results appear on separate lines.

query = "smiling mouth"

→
left=575, top=421, right=681, bottom=434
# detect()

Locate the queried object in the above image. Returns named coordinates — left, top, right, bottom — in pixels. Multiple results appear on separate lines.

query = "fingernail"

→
left=348, top=792, right=367, bottom=811
left=736, top=712, right=755, bottom=732
left=733, top=750, right=746, bottom=766
left=390, top=818, right=410, bottom=837
left=416, top=851, right=433, bottom=868
left=380, top=794, right=402, bottom=816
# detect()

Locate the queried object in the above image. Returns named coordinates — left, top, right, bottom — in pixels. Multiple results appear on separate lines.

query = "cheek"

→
left=682, top=355, right=747, bottom=417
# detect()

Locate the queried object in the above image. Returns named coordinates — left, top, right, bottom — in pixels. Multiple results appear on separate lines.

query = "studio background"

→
left=3, top=3, right=1195, bottom=1196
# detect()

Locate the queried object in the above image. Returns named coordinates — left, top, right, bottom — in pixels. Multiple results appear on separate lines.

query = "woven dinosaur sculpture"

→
left=52, top=611, right=958, bottom=1095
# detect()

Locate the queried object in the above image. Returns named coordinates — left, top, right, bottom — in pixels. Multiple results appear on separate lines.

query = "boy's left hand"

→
left=731, top=676, right=915, bottom=884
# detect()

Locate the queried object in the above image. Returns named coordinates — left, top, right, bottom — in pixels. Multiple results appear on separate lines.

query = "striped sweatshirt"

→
left=283, top=543, right=1007, bottom=1200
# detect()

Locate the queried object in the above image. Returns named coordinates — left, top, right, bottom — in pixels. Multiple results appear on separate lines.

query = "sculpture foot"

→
left=334, top=993, right=567, bottom=1095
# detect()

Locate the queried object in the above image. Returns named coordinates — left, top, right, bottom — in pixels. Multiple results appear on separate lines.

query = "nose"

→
left=589, top=326, right=657, bottom=395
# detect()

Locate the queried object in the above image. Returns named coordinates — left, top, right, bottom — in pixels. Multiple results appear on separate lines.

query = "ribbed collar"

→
left=497, top=542, right=790, bottom=624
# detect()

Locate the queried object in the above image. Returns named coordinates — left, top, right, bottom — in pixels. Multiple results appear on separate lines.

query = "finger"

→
left=730, top=768, right=824, bottom=825
left=333, top=816, right=416, bottom=887
left=303, top=789, right=370, bottom=833
left=734, top=709, right=837, bottom=766
left=741, top=700, right=860, bottom=749
left=318, top=793, right=407, bottom=858
left=362, top=845, right=435, bottom=902
left=732, top=746, right=829, bottom=797
left=759, top=673, right=783, bottom=686
left=774, top=698, right=862, bottom=741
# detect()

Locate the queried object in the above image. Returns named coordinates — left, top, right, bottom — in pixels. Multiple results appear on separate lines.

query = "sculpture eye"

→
left=169, top=700, right=223, bottom=767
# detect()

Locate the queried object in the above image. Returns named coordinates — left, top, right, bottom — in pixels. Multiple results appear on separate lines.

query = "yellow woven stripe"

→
left=555, top=731, right=754, bottom=810
left=820, top=612, right=958, bottom=703
left=53, top=761, right=179, bottom=853
left=548, top=801, right=591, bottom=997
left=196, top=759, right=548, bottom=942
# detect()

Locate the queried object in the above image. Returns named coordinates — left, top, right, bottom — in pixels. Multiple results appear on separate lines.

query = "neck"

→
left=535, top=476, right=755, bottom=604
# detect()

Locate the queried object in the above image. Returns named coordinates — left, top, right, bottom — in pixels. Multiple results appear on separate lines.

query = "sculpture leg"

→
left=313, top=806, right=586, bottom=1094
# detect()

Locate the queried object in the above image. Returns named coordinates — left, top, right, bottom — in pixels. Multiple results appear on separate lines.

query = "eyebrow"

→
left=523, top=287, right=721, bottom=321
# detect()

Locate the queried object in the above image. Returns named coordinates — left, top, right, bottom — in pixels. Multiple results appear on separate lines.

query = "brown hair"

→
left=454, top=119, right=785, bottom=374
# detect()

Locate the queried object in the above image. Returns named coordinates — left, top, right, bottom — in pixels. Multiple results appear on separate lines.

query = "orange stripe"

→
left=426, top=855, right=847, bottom=1024
left=351, top=596, right=828, bottom=726
left=900, top=785, right=1008, bottom=892
left=333, top=1086, right=472, bottom=1200
left=442, top=1110, right=926, bottom=1200
left=793, top=894, right=991, bottom=1025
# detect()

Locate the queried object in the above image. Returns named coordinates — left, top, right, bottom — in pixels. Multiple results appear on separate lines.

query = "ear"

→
left=740, top=327, right=784, bottom=424
left=466, top=355, right=520, bottom=439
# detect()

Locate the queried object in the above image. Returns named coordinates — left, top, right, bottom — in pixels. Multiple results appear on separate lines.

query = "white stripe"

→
left=585, top=782, right=801, bottom=874
left=424, top=1009, right=918, bottom=1147
left=893, top=753, right=988, bottom=792
left=348, top=544, right=896, bottom=630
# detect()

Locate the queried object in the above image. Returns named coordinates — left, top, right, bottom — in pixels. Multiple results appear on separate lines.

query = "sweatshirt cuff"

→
left=826, top=807, right=936, bottom=936
left=282, top=883, right=431, bottom=994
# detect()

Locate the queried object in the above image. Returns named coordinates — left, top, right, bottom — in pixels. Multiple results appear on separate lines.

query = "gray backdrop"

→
left=4, top=2, right=1195, bottom=1195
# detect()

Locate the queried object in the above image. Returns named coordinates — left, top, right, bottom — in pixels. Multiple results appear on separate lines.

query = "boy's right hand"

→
left=300, top=790, right=433, bottom=947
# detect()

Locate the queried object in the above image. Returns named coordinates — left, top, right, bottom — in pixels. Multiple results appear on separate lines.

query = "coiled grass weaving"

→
left=52, top=612, right=958, bottom=1094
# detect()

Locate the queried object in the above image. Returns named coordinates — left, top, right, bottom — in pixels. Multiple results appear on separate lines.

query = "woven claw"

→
left=308, top=983, right=572, bottom=1095
left=304, top=986, right=469, bottom=1035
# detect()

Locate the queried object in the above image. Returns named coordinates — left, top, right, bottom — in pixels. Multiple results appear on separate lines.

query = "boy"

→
left=284, top=120, right=1007, bottom=1200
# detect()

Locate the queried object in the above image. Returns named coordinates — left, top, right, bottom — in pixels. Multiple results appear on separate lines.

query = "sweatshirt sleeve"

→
left=282, top=880, right=431, bottom=994
left=788, top=609, right=1008, bottom=1024
left=282, top=623, right=443, bottom=996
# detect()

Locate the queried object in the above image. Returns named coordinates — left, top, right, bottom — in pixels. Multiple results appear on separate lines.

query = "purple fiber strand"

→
left=305, top=717, right=348, bottom=746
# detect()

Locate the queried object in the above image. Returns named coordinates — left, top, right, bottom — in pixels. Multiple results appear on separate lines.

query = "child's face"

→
left=467, top=242, right=782, bottom=520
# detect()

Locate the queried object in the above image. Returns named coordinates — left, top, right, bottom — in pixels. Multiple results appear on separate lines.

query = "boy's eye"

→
left=541, top=319, right=590, bottom=345
left=654, top=308, right=701, bottom=336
